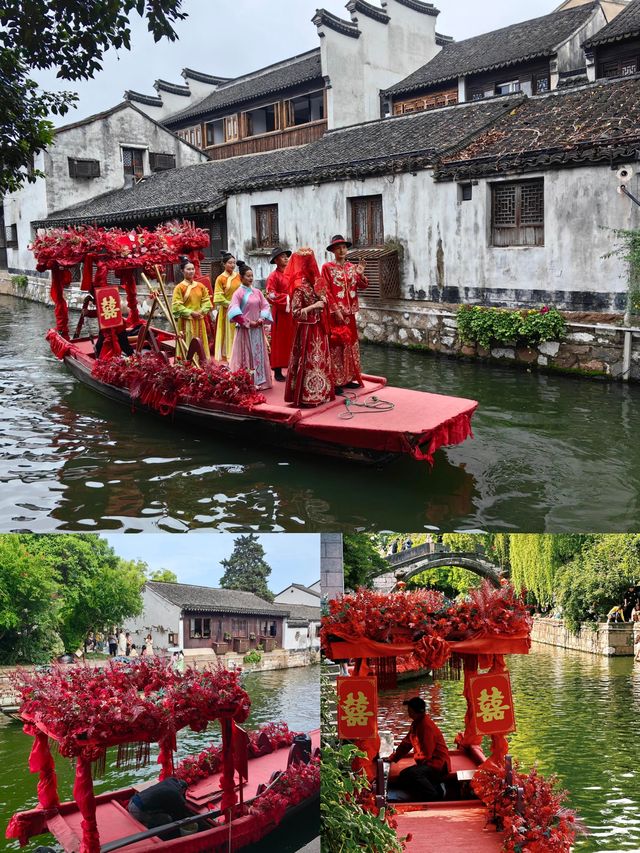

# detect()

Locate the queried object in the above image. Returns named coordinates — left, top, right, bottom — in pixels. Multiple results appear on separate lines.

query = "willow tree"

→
left=508, top=535, right=589, bottom=606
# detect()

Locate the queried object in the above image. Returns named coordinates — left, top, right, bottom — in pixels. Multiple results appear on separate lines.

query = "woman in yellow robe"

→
left=171, top=260, right=213, bottom=362
left=213, top=252, right=241, bottom=361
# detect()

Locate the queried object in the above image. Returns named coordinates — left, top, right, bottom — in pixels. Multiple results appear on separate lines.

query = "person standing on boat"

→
left=228, top=262, right=274, bottom=390
left=171, top=259, right=212, bottom=363
left=284, top=248, right=334, bottom=408
left=127, top=777, right=192, bottom=840
left=213, top=251, right=241, bottom=361
left=265, top=247, right=294, bottom=382
left=320, top=234, right=368, bottom=395
left=386, top=696, right=451, bottom=801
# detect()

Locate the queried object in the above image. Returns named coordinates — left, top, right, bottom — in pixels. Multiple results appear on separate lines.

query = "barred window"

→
left=491, top=179, right=544, bottom=247
left=254, top=204, right=279, bottom=247
left=122, top=147, right=144, bottom=179
left=350, top=195, right=384, bottom=247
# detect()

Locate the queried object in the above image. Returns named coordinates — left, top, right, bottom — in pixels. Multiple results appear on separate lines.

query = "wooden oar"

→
left=100, top=771, right=286, bottom=853
left=140, top=271, right=187, bottom=360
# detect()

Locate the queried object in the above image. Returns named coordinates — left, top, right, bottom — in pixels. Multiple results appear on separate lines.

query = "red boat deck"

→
left=395, top=802, right=504, bottom=853
left=388, top=749, right=480, bottom=783
left=67, top=338, right=477, bottom=461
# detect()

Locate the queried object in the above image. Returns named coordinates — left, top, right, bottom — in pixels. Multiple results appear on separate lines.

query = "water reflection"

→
left=377, top=646, right=640, bottom=852
left=2, top=295, right=640, bottom=531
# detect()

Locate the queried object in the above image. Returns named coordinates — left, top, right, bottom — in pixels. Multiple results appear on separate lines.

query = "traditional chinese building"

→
left=125, top=581, right=287, bottom=657
left=273, top=603, right=321, bottom=651
left=583, top=0, right=640, bottom=78
left=274, top=582, right=322, bottom=607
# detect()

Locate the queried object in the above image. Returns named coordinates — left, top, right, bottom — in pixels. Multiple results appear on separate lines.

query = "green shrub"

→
left=457, top=305, right=566, bottom=349
left=11, top=274, right=28, bottom=289
left=243, top=649, right=262, bottom=665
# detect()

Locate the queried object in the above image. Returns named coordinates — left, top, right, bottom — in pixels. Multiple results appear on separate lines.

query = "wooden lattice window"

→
left=491, top=179, right=544, bottom=247
left=225, top=114, right=239, bottom=141
left=534, top=74, right=550, bottom=93
left=254, top=204, right=279, bottom=247
left=4, top=224, right=17, bottom=248
left=149, top=152, right=176, bottom=172
left=232, top=618, right=248, bottom=638
left=122, top=148, right=144, bottom=179
left=68, top=157, right=100, bottom=178
left=351, top=195, right=384, bottom=248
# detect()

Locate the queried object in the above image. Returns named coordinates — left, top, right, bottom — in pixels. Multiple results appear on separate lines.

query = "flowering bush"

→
left=249, top=756, right=320, bottom=827
left=11, top=659, right=250, bottom=758
left=91, top=353, right=266, bottom=416
left=457, top=305, right=566, bottom=349
left=175, top=721, right=301, bottom=786
left=472, top=762, right=579, bottom=853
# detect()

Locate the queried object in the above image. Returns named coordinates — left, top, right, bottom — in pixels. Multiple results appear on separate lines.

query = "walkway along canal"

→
left=1, top=664, right=319, bottom=852
left=377, top=644, right=640, bottom=852
left=2, top=295, right=640, bottom=532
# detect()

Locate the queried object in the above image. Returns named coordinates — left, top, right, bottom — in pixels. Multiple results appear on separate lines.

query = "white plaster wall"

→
left=282, top=621, right=321, bottom=650
left=227, top=158, right=635, bottom=303
left=126, top=100, right=166, bottom=123
left=274, top=586, right=321, bottom=606
left=319, top=2, right=440, bottom=128
left=309, top=580, right=321, bottom=594
left=153, top=88, right=192, bottom=118
left=182, top=76, right=220, bottom=103
left=3, top=104, right=206, bottom=274
left=125, top=587, right=181, bottom=655
left=3, top=150, right=49, bottom=273
left=556, top=6, right=606, bottom=73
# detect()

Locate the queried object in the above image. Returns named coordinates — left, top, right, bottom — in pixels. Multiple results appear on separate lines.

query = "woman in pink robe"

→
left=228, top=263, right=273, bottom=390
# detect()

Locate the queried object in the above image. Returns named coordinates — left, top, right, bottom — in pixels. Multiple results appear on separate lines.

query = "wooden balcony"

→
left=205, top=120, right=327, bottom=160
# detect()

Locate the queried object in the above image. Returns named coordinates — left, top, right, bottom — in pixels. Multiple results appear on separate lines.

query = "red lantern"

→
left=468, top=671, right=516, bottom=736
left=336, top=677, right=378, bottom=740
left=95, top=286, right=123, bottom=330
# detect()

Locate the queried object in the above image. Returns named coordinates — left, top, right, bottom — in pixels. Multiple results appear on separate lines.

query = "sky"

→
left=33, top=0, right=557, bottom=123
left=102, top=532, right=320, bottom=593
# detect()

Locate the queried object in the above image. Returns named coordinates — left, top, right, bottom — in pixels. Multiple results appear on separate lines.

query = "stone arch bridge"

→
left=373, top=542, right=508, bottom=593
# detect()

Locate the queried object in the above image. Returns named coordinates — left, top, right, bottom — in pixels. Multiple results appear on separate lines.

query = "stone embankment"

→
left=531, top=616, right=640, bottom=656
left=359, top=298, right=640, bottom=382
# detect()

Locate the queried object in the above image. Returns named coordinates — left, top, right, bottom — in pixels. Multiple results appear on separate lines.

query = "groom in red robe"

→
left=265, top=247, right=294, bottom=381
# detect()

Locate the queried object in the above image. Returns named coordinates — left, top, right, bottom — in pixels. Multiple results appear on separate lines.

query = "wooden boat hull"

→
left=61, top=345, right=478, bottom=467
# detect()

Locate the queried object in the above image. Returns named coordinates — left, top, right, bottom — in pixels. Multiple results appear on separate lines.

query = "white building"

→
left=274, top=583, right=322, bottom=607
left=274, top=604, right=322, bottom=651
left=1, top=101, right=206, bottom=277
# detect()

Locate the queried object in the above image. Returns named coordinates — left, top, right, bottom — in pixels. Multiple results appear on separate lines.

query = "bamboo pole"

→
left=140, top=270, right=187, bottom=360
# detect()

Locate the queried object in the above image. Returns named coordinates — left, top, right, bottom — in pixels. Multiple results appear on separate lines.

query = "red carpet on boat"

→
left=396, top=804, right=504, bottom=853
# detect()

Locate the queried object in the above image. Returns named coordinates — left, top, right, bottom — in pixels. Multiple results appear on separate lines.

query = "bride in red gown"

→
left=284, top=248, right=335, bottom=408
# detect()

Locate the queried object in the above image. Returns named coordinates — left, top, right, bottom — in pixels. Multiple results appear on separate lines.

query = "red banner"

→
left=336, top=677, right=378, bottom=740
left=468, top=672, right=516, bottom=736
left=95, top=286, right=123, bottom=330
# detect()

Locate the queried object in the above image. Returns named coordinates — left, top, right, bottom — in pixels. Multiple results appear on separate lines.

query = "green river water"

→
left=0, top=665, right=319, bottom=853
left=2, top=294, right=640, bottom=533
left=378, top=644, right=640, bottom=852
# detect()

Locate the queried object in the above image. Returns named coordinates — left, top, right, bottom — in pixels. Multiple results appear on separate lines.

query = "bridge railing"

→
left=386, top=541, right=486, bottom=566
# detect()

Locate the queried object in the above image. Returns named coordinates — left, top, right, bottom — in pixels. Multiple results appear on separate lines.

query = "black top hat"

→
left=326, top=234, right=352, bottom=252
left=403, top=697, right=426, bottom=713
left=269, top=247, right=292, bottom=264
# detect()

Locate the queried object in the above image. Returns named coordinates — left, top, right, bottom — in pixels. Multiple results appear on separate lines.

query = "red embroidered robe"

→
left=265, top=268, right=295, bottom=369
left=285, top=280, right=334, bottom=407
left=320, top=261, right=368, bottom=386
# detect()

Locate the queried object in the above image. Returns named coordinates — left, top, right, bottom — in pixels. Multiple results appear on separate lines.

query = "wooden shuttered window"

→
left=491, top=179, right=544, bottom=247
left=351, top=195, right=384, bottom=248
left=68, top=158, right=100, bottom=178
left=149, top=152, right=176, bottom=172
left=254, top=204, right=279, bottom=247
left=4, top=224, right=18, bottom=248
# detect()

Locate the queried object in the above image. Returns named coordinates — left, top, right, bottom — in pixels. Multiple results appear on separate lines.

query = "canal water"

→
left=377, top=645, right=640, bottom=852
left=2, top=294, right=640, bottom=533
left=0, top=664, right=319, bottom=852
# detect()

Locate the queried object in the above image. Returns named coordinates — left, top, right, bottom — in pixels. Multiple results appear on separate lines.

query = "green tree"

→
left=0, top=0, right=187, bottom=195
left=219, top=535, right=273, bottom=602
left=343, top=534, right=389, bottom=590
left=556, top=534, right=640, bottom=631
left=0, top=537, right=62, bottom=664
left=508, top=535, right=590, bottom=607
left=407, top=565, right=481, bottom=598
left=149, top=569, right=178, bottom=583
left=24, top=535, right=146, bottom=651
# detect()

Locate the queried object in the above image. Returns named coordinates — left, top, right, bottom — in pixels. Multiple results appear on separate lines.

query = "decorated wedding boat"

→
left=6, top=658, right=319, bottom=853
left=35, top=223, right=477, bottom=466
left=322, top=583, right=579, bottom=853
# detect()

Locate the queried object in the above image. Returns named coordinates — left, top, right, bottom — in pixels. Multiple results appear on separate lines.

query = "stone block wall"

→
left=358, top=299, right=640, bottom=382
left=321, top=533, right=344, bottom=600
left=531, top=617, right=635, bottom=656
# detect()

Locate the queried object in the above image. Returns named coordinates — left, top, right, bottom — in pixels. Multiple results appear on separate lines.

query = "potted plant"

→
left=223, top=632, right=231, bottom=642
left=249, top=632, right=257, bottom=646
left=211, top=640, right=228, bottom=654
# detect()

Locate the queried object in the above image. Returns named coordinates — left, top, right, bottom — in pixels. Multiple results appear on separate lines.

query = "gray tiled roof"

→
left=35, top=96, right=520, bottom=225
left=436, top=75, right=640, bottom=179
left=147, top=581, right=285, bottom=616
left=583, top=0, right=640, bottom=46
left=164, top=49, right=323, bottom=126
left=37, top=97, right=515, bottom=227
left=273, top=603, right=321, bottom=624
left=385, top=3, right=599, bottom=97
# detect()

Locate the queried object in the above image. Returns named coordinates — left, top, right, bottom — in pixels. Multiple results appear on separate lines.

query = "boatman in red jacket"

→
left=265, top=246, right=294, bottom=382
left=386, top=696, right=451, bottom=801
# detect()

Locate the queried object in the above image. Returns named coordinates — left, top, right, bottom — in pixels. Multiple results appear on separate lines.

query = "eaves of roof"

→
left=125, top=90, right=163, bottom=108
left=155, top=79, right=190, bottom=96
left=33, top=195, right=225, bottom=229
left=346, top=0, right=390, bottom=25
left=313, top=8, right=361, bottom=38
